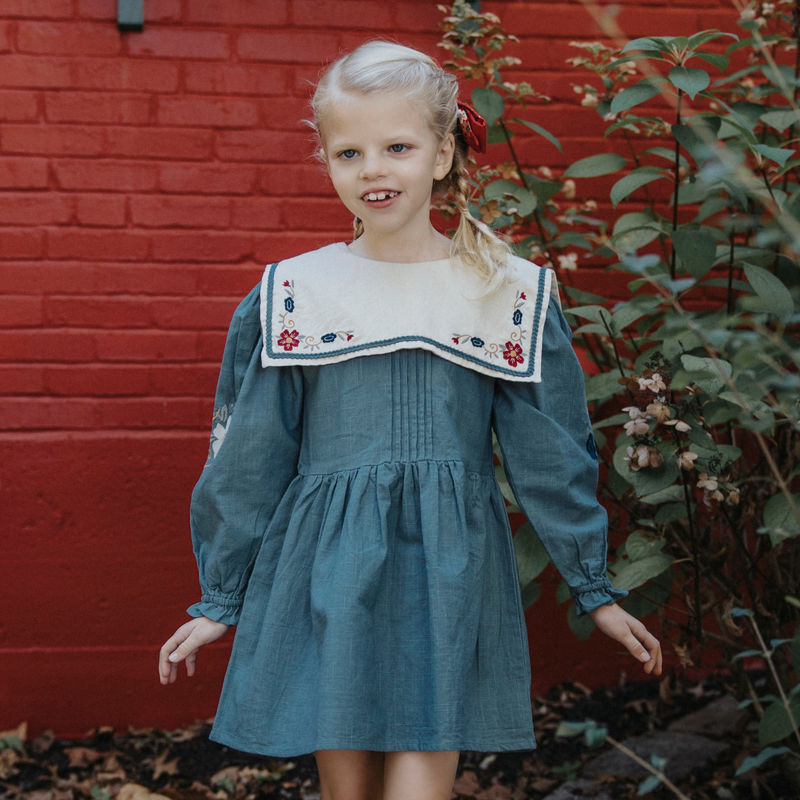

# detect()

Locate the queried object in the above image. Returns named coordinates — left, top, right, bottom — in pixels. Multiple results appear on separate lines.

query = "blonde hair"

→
left=310, top=40, right=516, bottom=294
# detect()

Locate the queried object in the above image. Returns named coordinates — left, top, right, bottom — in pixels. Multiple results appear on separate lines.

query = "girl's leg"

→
left=383, top=750, right=460, bottom=800
left=314, top=749, right=385, bottom=800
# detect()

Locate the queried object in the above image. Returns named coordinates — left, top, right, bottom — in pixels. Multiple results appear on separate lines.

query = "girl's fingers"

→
left=185, top=651, right=197, bottom=677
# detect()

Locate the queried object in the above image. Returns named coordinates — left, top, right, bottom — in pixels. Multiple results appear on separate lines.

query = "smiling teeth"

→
left=366, top=191, right=398, bottom=201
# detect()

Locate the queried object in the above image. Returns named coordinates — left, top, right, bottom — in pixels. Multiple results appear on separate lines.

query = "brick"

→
left=0, top=57, right=73, bottom=89
left=237, top=31, right=339, bottom=63
left=105, top=127, right=213, bottom=160
left=0, top=230, right=45, bottom=259
left=130, top=196, right=230, bottom=229
left=1, top=124, right=106, bottom=156
left=0, top=330, right=96, bottom=362
left=150, top=297, right=241, bottom=329
left=157, top=96, right=259, bottom=128
left=45, top=91, right=151, bottom=124
left=696, top=11, right=741, bottom=32
left=55, top=160, right=158, bottom=191
left=96, top=398, right=208, bottom=429
left=17, top=21, right=121, bottom=56
left=73, top=59, right=180, bottom=93
left=281, top=198, right=351, bottom=230
left=259, top=97, right=313, bottom=131
left=77, top=0, right=182, bottom=22
left=0, top=22, right=10, bottom=53
left=128, top=29, right=229, bottom=60
left=0, top=297, right=44, bottom=327
left=184, top=63, right=290, bottom=96
left=2, top=398, right=98, bottom=430
left=197, top=330, right=229, bottom=360
left=0, top=193, right=73, bottom=225
left=159, top=163, right=257, bottom=194
left=620, top=8, right=701, bottom=36
left=95, top=330, right=199, bottom=362
left=490, top=3, right=606, bottom=37
left=0, top=366, right=46, bottom=394
left=150, top=231, right=254, bottom=263
left=45, top=365, right=151, bottom=396
left=390, top=1, right=446, bottom=32
left=294, top=1, right=392, bottom=28
left=2, top=0, right=74, bottom=17
left=197, top=266, right=264, bottom=296
left=47, top=229, right=151, bottom=261
left=215, top=129, right=309, bottom=162
left=186, top=0, right=287, bottom=25
left=148, top=364, right=219, bottom=396
left=45, top=297, right=152, bottom=328
left=0, top=158, right=49, bottom=188
left=0, top=92, right=40, bottom=122
left=75, top=194, right=127, bottom=227
left=231, top=197, right=283, bottom=230
left=260, top=164, right=336, bottom=196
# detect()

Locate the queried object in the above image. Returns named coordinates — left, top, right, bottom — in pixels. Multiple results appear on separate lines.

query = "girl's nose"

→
left=359, top=152, right=387, bottom=180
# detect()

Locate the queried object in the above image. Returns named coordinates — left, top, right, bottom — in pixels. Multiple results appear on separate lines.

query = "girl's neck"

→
left=347, top=227, right=452, bottom=264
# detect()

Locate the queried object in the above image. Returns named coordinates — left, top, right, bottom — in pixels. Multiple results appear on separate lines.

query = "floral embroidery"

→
left=275, top=278, right=354, bottom=351
left=586, top=431, right=598, bottom=461
left=204, top=403, right=234, bottom=466
left=451, top=289, right=528, bottom=368
left=503, top=342, right=524, bottom=367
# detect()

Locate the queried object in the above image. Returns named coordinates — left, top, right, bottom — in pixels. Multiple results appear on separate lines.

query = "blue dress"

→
left=187, top=273, right=625, bottom=757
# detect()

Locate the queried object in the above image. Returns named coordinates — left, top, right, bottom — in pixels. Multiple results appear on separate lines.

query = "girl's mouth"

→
left=362, top=190, right=400, bottom=206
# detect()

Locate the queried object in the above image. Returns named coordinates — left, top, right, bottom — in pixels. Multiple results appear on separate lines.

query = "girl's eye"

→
left=389, top=144, right=407, bottom=153
left=340, top=149, right=357, bottom=159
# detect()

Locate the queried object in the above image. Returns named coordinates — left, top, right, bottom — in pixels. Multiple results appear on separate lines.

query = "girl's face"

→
left=321, top=90, right=455, bottom=251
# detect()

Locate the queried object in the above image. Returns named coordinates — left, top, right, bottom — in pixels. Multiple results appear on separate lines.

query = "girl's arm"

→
left=492, top=291, right=661, bottom=674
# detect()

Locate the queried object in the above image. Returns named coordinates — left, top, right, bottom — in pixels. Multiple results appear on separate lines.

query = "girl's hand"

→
left=588, top=603, right=663, bottom=676
left=158, top=616, right=231, bottom=685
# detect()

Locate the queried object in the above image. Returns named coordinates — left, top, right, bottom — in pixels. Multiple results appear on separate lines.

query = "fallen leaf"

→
left=530, top=777, right=557, bottom=791
left=0, top=749, right=20, bottom=779
left=0, top=722, right=27, bottom=744
left=452, top=770, right=480, bottom=796
left=475, top=786, right=511, bottom=800
left=31, top=729, right=56, bottom=755
left=210, top=766, right=240, bottom=786
left=64, top=748, right=103, bottom=768
left=151, top=749, right=180, bottom=781
left=117, top=784, right=173, bottom=800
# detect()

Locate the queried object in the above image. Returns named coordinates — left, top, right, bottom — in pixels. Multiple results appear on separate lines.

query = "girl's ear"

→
left=433, top=133, right=455, bottom=181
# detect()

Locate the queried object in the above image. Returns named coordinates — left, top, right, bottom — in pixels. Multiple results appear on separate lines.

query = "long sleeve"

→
left=187, top=284, right=304, bottom=625
left=491, top=293, right=627, bottom=616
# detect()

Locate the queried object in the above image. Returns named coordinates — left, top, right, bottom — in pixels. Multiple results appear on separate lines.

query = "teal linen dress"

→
left=187, top=277, right=625, bottom=757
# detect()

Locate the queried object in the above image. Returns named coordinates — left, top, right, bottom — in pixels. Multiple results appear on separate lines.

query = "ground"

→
left=2, top=674, right=797, bottom=800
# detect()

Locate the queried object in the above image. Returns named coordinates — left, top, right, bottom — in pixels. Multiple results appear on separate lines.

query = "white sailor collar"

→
left=260, top=242, right=556, bottom=382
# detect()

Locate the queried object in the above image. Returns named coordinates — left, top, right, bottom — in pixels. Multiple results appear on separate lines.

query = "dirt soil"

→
left=1, top=674, right=796, bottom=800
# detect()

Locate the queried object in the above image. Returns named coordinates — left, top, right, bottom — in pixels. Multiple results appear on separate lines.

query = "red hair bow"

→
left=456, top=102, right=487, bottom=154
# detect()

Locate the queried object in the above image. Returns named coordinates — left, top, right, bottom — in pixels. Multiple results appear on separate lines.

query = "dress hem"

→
left=208, top=729, right=538, bottom=757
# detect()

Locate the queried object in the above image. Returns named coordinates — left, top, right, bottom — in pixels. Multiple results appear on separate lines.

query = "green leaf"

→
left=568, top=602, right=596, bottom=641
left=556, top=578, right=571, bottom=605
left=743, top=263, right=795, bottom=322
left=610, top=78, right=664, bottom=115
left=610, top=553, right=673, bottom=590
left=585, top=370, right=625, bottom=402
left=736, top=746, right=792, bottom=776
left=494, top=461, right=519, bottom=506
left=761, top=109, right=798, bottom=133
left=692, top=51, right=729, bottom=72
left=626, top=533, right=667, bottom=561
left=472, top=87, right=505, bottom=126
left=687, top=29, right=738, bottom=50
left=610, top=167, right=666, bottom=208
left=514, top=522, right=551, bottom=585
left=555, top=721, right=587, bottom=737
left=638, top=775, right=663, bottom=795
left=791, top=626, right=800, bottom=674
left=671, top=229, right=717, bottom=279
left=763, top=493, right=800, bottom=536
left=520, top=579, right=541, bottom=610
left=644, top=146, right=690, bottom=169
left=514, top=118, right=562, bottom=152
left=622, top=37, right=671, bottom=53
left=563, top=152, right=627, bottom=178
left=754, top=144, right=795, bottom=167
left=669, top=66, right=710, bottom=99
left=759, top=695, right=800, bottom=745
left=612, top=211, right=662, bottom=252
left=639, top=485, right=684, bottom=505
left=680, top=354, right=733, bottom=394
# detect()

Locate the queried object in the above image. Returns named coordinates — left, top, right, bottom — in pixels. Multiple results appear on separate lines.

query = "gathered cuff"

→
left=570, top=579, right=628, bottom=617
left=187, top=594, right=242, bottom=626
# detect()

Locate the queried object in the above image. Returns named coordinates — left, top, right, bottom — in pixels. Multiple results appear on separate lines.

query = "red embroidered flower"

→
left=346, top=334, right=353, bottom=341
left=277, top=329, right=300, bottom=351
left=452, top=337, right=460, bottom=344
left=283, top=280, right=290, bottom=287
left=503, top=341, right=524, bottom=367
left=520, top=292, right=526, bottom=300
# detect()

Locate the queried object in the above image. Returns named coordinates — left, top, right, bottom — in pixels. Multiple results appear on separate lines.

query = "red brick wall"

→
left=0, top=0, right=738, bottom=737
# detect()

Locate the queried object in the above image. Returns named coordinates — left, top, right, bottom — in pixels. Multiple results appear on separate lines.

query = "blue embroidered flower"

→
left=470, top=337, right=484, bottom=347
left=512, top=309, right=523, bottom=325
left=321, top=332, right=336, bottom=343
left=284, top=297, right=294, bottom=312
left=586, top=432, right=597, bottom=461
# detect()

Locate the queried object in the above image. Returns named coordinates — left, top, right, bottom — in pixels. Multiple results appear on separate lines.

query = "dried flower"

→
left=646, top=401, right=671, bottom=423
left=727, top=487, right=741, bottom=505
left=740, top=7, right=756, bottom=20
left=664, top=419, right=690, bottom=432
left=479, top=199, right=501, bottom=224
left=497, top=161, right=520, bottom=180
left=762, top=2, right=775, bottom=15
left=538, top=166, right=554, bottom=180
left=562, top=179, right=576, bottom=200
left=697, top=473, right=719, bottom=491
left=624, top=418, right=649, bottom=436
left=637, top=373, right=666, bottom=392
left=625, top=445, right=663, bottom=471
left=676, top=450, right=698, bottom=470
left=581, top=93, right=600, bottom=109
left=582, top=199, right=598, bottom=211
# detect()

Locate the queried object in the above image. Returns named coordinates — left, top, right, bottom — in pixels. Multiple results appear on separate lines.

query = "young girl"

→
left=159, top=41, right=662, bottom=800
